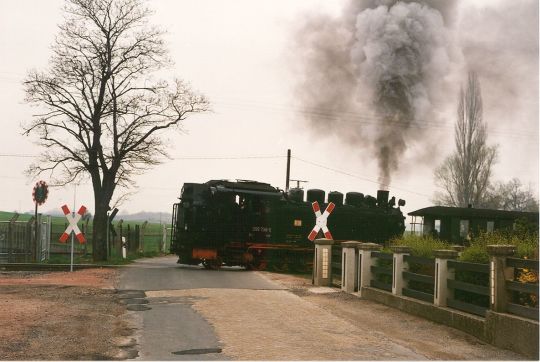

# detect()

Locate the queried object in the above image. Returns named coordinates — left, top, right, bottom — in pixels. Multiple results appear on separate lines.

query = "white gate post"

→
left=357, top=243, right=383, bottom=297
left=313, top=238, right=334, bottom=286
left=122, top=236, right=127, bottom=259
left=487, top=245, right=515, bottom=313
left=341, top=241, right=362, bottom=293
left=433, top=249, right=459, bottom=307
left=391, top=246, right=411, bottom=296
left=162, top=224, right=167, bottom=253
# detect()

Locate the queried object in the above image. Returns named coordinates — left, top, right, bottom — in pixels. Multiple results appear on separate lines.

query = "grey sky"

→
left=0, top=0, right=538, bottom=221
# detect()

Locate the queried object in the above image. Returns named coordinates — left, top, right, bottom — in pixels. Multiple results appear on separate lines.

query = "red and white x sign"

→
left=308, top=201, right=335, bottom=241
left=59, top=204, right=87, bottom=244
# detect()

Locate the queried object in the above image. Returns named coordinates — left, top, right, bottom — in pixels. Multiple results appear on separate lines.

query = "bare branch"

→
left=22, top=0, right=209, bottom=261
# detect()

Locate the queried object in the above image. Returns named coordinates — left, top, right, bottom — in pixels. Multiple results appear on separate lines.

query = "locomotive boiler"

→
left=170, top=179, right=406, bottom=270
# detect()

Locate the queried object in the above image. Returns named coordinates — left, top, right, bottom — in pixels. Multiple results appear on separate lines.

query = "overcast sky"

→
left=0, top=0, right=538, bottom=223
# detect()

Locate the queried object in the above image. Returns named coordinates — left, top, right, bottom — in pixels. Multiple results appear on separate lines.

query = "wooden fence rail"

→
left=313, top=241, right=538, bottom=321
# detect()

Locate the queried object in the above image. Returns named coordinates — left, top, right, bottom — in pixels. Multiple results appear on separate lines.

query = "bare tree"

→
left=433, top=72, right=497, bottom=207
left=23, top=0, right=209, bottom=261
left=484, top=179, right=539, bottom=211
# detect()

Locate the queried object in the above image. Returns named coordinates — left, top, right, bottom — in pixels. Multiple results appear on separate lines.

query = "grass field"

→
left=0, top=210, right=172, bottom=261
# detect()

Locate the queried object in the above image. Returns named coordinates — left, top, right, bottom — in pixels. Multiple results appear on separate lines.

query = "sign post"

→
left=60, top=205, right=87, bottom=272
left=32, top=181, right=49, bottom=261
left=107, top=208, right=119, bottom=257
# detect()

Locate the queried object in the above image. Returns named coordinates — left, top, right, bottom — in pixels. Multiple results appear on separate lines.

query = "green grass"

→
left=1, top=210, right=172, bottom=263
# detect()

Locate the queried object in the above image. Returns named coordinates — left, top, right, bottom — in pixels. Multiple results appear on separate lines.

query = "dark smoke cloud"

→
left=294, top=0, right=461, bottom=188
left=458, top=0, right=539, bottom=140
left=294, top=0, right=540, bottom=192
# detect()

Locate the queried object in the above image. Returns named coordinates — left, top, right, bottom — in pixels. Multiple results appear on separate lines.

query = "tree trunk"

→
left=93, top=192, right=111, bottom=262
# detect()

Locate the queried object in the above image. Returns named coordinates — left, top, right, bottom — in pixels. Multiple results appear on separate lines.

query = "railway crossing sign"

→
left=59, top=204, right=87, bottom=244
left=308, top=201, right=335, bottom=241
left=32, top=181, right=49, bottom=205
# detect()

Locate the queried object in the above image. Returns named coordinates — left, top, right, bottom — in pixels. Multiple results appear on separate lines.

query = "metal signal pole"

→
left=286, top=149, right=291, bottom=192
left=34, top=201, right=38, bottom=261
left=70, top=183, right=76, bottom=272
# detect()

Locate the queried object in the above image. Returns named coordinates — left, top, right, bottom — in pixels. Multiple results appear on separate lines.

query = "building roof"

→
left=408, top=206, right=539, bottom=220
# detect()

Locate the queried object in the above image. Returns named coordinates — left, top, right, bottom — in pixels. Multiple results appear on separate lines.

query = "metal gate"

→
left=0, top=215, right=51, bottom=263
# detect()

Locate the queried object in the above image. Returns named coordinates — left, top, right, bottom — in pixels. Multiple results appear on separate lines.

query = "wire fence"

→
left=0, top=215, right=171, bottom=263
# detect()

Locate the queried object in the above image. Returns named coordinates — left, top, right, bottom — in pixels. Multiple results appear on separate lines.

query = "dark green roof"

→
left=409, top=206, right=539, bottom=220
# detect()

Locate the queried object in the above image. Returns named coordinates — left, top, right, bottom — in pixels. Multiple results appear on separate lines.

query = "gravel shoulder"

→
left=0, top=268, right=133, bottom=360
left=260, top=272, right=525, bottom=360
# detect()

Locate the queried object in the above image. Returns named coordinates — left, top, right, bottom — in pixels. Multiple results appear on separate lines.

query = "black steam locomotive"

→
left=170, top=179, right=406, bottom=270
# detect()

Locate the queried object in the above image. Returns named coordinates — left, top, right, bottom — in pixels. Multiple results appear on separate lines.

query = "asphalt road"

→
left=117, top=255, right=284, bottom=360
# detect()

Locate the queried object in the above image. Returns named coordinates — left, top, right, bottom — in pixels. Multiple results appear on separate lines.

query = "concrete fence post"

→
left=390, top=246, right=411, bottom=296
left=357, top=243, right=383, bottom=297
left=487, top=244, right=515, bottom=313
left=341, top=241, right=362, bottom=293
left=433, top=249, right=459, bottom=307
left=313, top=238, right=334, bottom=287
left=451, top=245, right=465, bottom=257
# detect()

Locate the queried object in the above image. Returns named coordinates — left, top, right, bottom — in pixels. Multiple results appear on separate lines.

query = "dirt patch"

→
left=0, top=269, right=132, bottom=360
left=259, top=272, right=525, bottom=360
left=0, top=268, right=116, bottom=288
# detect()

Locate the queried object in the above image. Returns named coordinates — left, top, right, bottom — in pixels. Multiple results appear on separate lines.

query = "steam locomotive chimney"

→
left=377, top=190, right=389, bottom=207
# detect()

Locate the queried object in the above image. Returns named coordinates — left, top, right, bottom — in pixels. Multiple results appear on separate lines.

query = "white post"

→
left=357, top=243, right=382, bottom=297
left=391, top=246, right=411, bottom=296
left=341, top=241, right=361, bottom=293
left=122, top=236, right=127, bottom=259
left=162, top=224, right=167, bottom=253
left=70, top=232, right=74, bottom=272
left=106, top=211, right=110, bottom=258
left=47, top=215, right=51, bottom=261
left=313, top=238, right=334, bottom=286
left=433, top=250, right=459, bottom=307
left=487, top=245, right=515, bottom=313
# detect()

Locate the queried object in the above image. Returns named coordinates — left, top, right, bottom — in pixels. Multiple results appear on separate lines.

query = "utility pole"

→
left=290, top=179, right=308, bottom=189
left=286, top=149, right=291, bottom=192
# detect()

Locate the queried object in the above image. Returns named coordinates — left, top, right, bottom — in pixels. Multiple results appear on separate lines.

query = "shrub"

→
left=390, top=233, right=450, bottom=258
left=459, top=244, right=490, bottom=264
left=459, top=229, right=539, bottom=263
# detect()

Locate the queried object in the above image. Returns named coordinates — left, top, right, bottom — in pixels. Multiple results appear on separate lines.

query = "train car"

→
left=409, top=206, right=539, bottom=243
left=170, top=179, right=406, bottom=270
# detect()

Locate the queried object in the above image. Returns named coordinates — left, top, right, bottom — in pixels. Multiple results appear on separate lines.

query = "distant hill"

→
left=115, top=211, right=172, bottom=223
left=2, top=209, right=172, bottom=224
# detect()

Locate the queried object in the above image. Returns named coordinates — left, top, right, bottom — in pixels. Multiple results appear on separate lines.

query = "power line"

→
left=0, top=154, right=36, bottom=158
left=292, top=156, right=432, bottom=199
left=0, top=153, right=286, bottom=160
left=211, top=98, right=538, bottom=139
left=170, top=155, right=285, bottom=160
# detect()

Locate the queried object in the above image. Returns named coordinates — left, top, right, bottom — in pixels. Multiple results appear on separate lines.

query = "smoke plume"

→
left=295, top=0, right=460, bottom=188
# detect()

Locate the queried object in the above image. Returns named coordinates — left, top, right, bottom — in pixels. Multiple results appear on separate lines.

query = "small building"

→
left=408, top=206, right=539, bottom=243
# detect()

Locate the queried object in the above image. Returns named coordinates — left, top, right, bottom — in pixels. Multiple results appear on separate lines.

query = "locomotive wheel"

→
left=246, top=258, right=268, bottom=271
left=291, top=259, right=311, bottom=274
left=270, top=256, right=290, bottom=273
left=202, top=258, right=222, bottom=270
left=288, top=254, right=311, bottom=274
